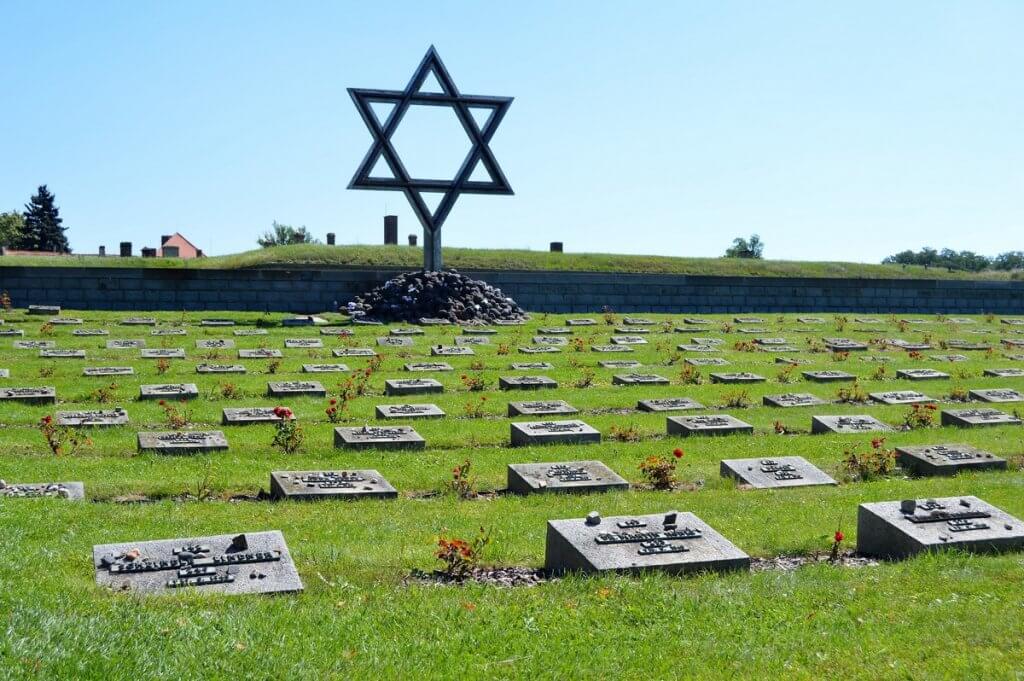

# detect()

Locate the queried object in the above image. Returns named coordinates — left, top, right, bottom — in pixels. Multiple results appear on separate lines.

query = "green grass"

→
left=2, top=243, right=1022, bottom=280
left=2, top=309, right=1024, bottom=679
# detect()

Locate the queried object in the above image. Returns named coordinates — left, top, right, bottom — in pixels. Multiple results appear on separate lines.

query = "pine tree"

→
left=17, top=185, right=70, bottom=252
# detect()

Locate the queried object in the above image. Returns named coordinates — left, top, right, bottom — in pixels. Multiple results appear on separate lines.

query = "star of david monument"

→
left=348, top=46, right=513, bottom=272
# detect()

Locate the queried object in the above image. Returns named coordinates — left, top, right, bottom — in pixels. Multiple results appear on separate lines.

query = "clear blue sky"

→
left=1, top=1, right=1021, bottom=261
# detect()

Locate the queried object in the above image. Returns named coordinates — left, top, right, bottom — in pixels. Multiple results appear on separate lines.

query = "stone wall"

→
left=1, top=265, right=1022, bottom=314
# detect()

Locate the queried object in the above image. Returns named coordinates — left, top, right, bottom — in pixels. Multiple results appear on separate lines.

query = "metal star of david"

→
left=348, top=46, right=513, bottom=270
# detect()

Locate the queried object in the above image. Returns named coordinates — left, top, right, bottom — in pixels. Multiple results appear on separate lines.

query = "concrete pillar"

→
left=120, top=242, right=132, bottom=257
left=384, top=215, right=398, bottom=245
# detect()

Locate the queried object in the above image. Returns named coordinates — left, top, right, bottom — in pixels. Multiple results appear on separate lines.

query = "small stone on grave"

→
left=267, top=381, right=326, bottom=398
left=510, top=419, right=601, bottom=447
left=333, top=425, right=425, bottom=450
left=196, top=363, right=246, bottom=374
left=83, top=366, right=134, bottom=377
left=375, top=403, right=445, bottom=419
left=137, top=430, right=229, bottom=454
left=720, top=456, right=836, bottom=489
left=940, top=408, right=1021, bottom=428
left=139, top=383, right=199, bottom=400
left=895, top=445, right=1006, bottom=476
left=969, top=388, right=1024, bottom=403
left=869, top=390, right=934, bottom=405
left=544, top=510, right=749, bottom=575
left=0, top=369, right=8, bottom=378
left=222, top=407, right=291, bottom=425
left=508, top=460, right=628, bottom=495
left=141, top=349, right=186, bottom=359
left=802, top=370, right=857, bottom=383
left=508, top=400, right=578, bottom=417
left=637, top=397, right=703, bottom=412
left=612, top=373, right=669, bottom=386
left=239, top=349, right=283, bottom=359
left=856, top=496, right=1024, bottom=559
left=93, top=530, right=302, bottom=595
left=499, top=375, right=558, bottom=390
left=405, top=362, right=454, bottom=372
left=0, top=387, right=57, bottom=404
left=1, top=480, right=84, bottom=500
left=56, top=408, right=128, bottom=427
left=667, top=414, right=754, bottom=437
left=709, top=372, right=766, bottom=384
left=270, top=470, right=397, bottom=500
left=762, top=393, right=827, bottom=408
left=384, top=378, right=443, bottom=396
left=810, top=415, right=893, bottom=434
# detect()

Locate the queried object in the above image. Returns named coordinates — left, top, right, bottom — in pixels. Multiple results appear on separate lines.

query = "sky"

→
left=1, top=1, right=1022, bottom=261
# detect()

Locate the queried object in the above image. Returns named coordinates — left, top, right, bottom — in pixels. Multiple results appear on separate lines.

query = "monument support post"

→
left=424, top=228, right=443, bottom=271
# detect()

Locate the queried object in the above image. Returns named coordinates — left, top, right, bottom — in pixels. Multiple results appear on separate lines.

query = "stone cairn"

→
left=344, top=269, right=527, bottom=323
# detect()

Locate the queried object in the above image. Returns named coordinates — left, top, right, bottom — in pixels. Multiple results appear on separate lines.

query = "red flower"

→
left=158, top=400, right=166, bottom=406
left=834, top=530, right=845, bottom=543
left=871, top=437, right=886, bottom=449
left=672, top=448, right=684, bottom=459
left=42, top=415, right=52, bottom=424
left=329, top=399, right=337, bottom=405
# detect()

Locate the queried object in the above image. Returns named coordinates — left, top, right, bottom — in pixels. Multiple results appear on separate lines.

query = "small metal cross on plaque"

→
left=348, top=46, right=513, bottom=270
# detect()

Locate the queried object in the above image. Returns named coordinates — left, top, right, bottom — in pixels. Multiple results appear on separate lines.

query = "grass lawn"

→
left=2, top=309, right=1024, bottom=679
left=1, top=243, right=1022, bottom=281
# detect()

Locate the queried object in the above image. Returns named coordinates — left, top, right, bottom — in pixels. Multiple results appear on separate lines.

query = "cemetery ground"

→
left=2, top=309, right=1024, bottom=678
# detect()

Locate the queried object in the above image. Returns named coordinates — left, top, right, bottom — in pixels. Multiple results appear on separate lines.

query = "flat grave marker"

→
left=137, top=430, right=229, bottom=454
left=334, top=425, right=425, bottom=450
left=519, top=346, right=562, bottom=354
left=508, top=400, right=578, bottom=417
left=532, top=336, right=568, bottom=346
left=301, top=363, right=349, bottom=373
left=720, top=456, right=836, bottom=489
left=510, top=419, right=601, bottom=447
left=390, top=327, right=424, bottom=336
left=40, top=350, right=86, bottom=359
left=984, top=368, right=1024, bottom=378
left=969, top=388, right=1024, bottom=403
left=686, top=357, right=729, bottom=367
left=667, top=414, right=754, bottom=437
left=637, top=397, right=703, bottom=413
left=120, top=317, right=157, bottom=326
left=196, top=339, right=235, bottom=350
left=509, top=461, right=628, bottom=495
left=139, top=383, right=199, bottom=400
left=430, top=345, right=474, bottom=356
left=28, top=305, right=61, bottom=315
left=709, top=372, right=766, bottom=384
left=267, top=381, right=326, bottom=398
left=499, top=376, right=558, bottom=390
left=14, top=340, right=55, bottom=349
left=270, top=470, right=397, bottom=501
left=762, top=393, right=827, bottom=408
left=141, top=349, right=186, bottom=359
left=107, top=340, right=145, bottom=350
left=0, top=387, right=56, bottom=404
left=612, top=373, right=669, bottom=386
left=56, top=408, right=129, bottom=427
left=239, top=349, right=283, bottom=359
left=599, top=360, right=642, bottom=369
left=74, top=329, right=109, bottom=337
left=591, top=345, right=633, bottom=353
left=378, top=336, right=413, bottom=347
left=869, top=390, right=935, bottom=405
left=333, top=348, right=376, bottom=357
left=223, top=407, right=291, bottom=425
left=510, top=362, right=554, bottom=370
left=896, top=369, right=950, bottom=381
left=83, top=367, right=134, bottom=377
left=802, top=370, right=857, bottom=383
left=405, top=362, right=454, bottom=372
left=385, top=378, right=443, bottom=396
left=895, top=444, right=1006, bottom=476
left=375, top=403, right=445, bottom=419
left=823, top=338, right=868, bottom=351
left=235, top=329, right=269, bottom=336
left=940, top=408, right=1021, bottom=428
left=152, top=328, right=187, bottom=336
left=196, top=363, right=246, bottom=374
left=811, top=415, right=893, bottom=434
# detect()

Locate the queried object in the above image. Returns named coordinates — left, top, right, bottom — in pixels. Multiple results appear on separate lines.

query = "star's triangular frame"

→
left=348, top=46, right=513, bottom=234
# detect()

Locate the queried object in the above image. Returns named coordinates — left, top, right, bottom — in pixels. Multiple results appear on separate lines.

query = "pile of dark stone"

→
left=344, top=269, right=526, bottom=323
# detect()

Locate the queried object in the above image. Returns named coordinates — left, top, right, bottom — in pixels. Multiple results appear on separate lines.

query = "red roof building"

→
left=157, top=233, right=203, bottom=259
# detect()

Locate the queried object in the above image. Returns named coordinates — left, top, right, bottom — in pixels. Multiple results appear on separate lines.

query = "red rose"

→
left=834, top=530, right=844, bottom=543
left=158, top=400, right=166, bottom=406
left=673, top=448, right=684, bottom=459
left=329, top=399, right=337, bottom=405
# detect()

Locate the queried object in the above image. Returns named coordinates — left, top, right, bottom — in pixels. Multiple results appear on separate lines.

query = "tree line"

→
left=882, top=247, right=1024, bottom=272
left=0, top=185, right=70, bottom=253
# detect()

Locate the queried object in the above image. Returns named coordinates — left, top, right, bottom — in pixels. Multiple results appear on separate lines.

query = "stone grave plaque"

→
left=239, top=349, right=283, bottom=359
left=969, top=388, right=1024, bottom=403
left=385, top=378, right=443, bottom=396
left=869, top=390, right=935, bottom=405
left=566, top=318, right=597, bottom=326
left=532, top=336, right=568, bottom=346
left=519, top=346, right=562, bottom=354
left=853, top=317, right=882, bottom=324
left=74, top=329, right=109, bottom=337
left=685, top=357, right=729, bottom=367
left=376, top=337, right=411, bottom=348
left=0, top=329, right=25, bottom=337
left=93, top=530, right=302, bottom=595
left=462, top=327, right=497, bottom=335
left=510, top=420, right=601, bottom=447
left=886, top=339, right=931, bottom=351
left=196, top=339, right=235, bottom=350
left=802, top=370, right=856, bottom=383
left=196, top=364, right=246, bottom=374
left=510, top=362, right=554, bottom=370
left=754, top=337, right=789, bottom=346
left=152, top=328, right=188, bottom=336
left=222, top=407, right=291, bottom=425
left=270, top=470, right=397, bottom=501
left=375, top=403, right=445, bottom=419
left=683, top=318, right=711, bottom=325
left=284, top=339, right=323, bottom=349
left=615, top=327, right=650, bottom=334
left=984, top=368, right=1024, bottom=378
left=139, top=383, right=199, bottom=400
left=56, top=408, right=129, bottom=427
left=508, top=400, right=578, bottom=417
left=667, top=414, right=754, bottom=437
left=545, top=510, right=749, bottom=575
left=677, top=344, right=719, bottom=352
left=736, top=328, right=768, bottom=335
left=798, top=317, right=826, bottom=324
left=352, top=317, right=383, bottom=326
left=623, top=317, right=655, bottom=326
left=734, top=317, right=764, bottom=324
left=896, top=369, right=949, bottom=381
left=0, top=387, right=56, bottom=404
left=417, top=317, right=451, bottom=326
left=499, top=376, right=558, bottom=391
left=690, top=338, right=724, bottom=346
left=390, top=327, right=424, bottom=336
left=40, top=350, right=86, bottom=359
left=267, top=381, right=326, bottom=398
left=1001, top=339, right=1024, bottom=348
left=137, top=431, right=229, bottom=454
left=430, top=345, right=473, bottom=356
left=282, top=315, right=328, bottom=327
left=201, top=319, right=235, bottom=327
left=1002, top=318, right=1024, bottom=326
left=334, top=425, right=425, bottom=450
left=612, top=373, right=669, bottom=386
left=509, top=461, right=628, bottom=495
left=591, top=345, right=633, bottom=353
left=121, top=317, right=157, bottom=326
left=83, top=367, right=134, bottom=377
left=823, top=338, right=868, bottom=351
left=455, top=336, right=489, bottom=346
left=107, top=339, right=145, bottom=350
left=901, top=318, right=931, bottom=325
left=610, top=336, right=647, bottom=346
left=599, top=360, right=642, bottom=369
left=334, top=347, right=382, bottom=359
left=947, top=318, right=975, bottom=324
left=895, top=444, right=1006, bottom=476
left=14, top=340, right=56, bottom=349
left=930, top=354, right=968, bottom=362
left=940, top=408, right=1021, bottom=428
left=28, top=305, right=60, bottom=315
left=811, top=415, right=893, bottom=434
left=720, top=456, right=836, bottom=489
left=536, top=327, right=572, bottom=335
left=857, top=496, right=1024, bottom=559
left=141, top=349, right=185, bottom=359
left=493, top=319, right=526, bottom=326
left=0, top=480, right=84, bottom=500
left=235, top=329, right=269, bottom=336
left=637, top=397, right=703, bottom=413
left=944, top=340, right=990, bottom=351
left=49, top=317, right=84, bottom=325
left=762, top=393, right=827, bottom=408
left=405, top=362, right=454, bottom=372
left=301, top=363, right=349, bottom=373
left=709, top=372, right=766, bottom=384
